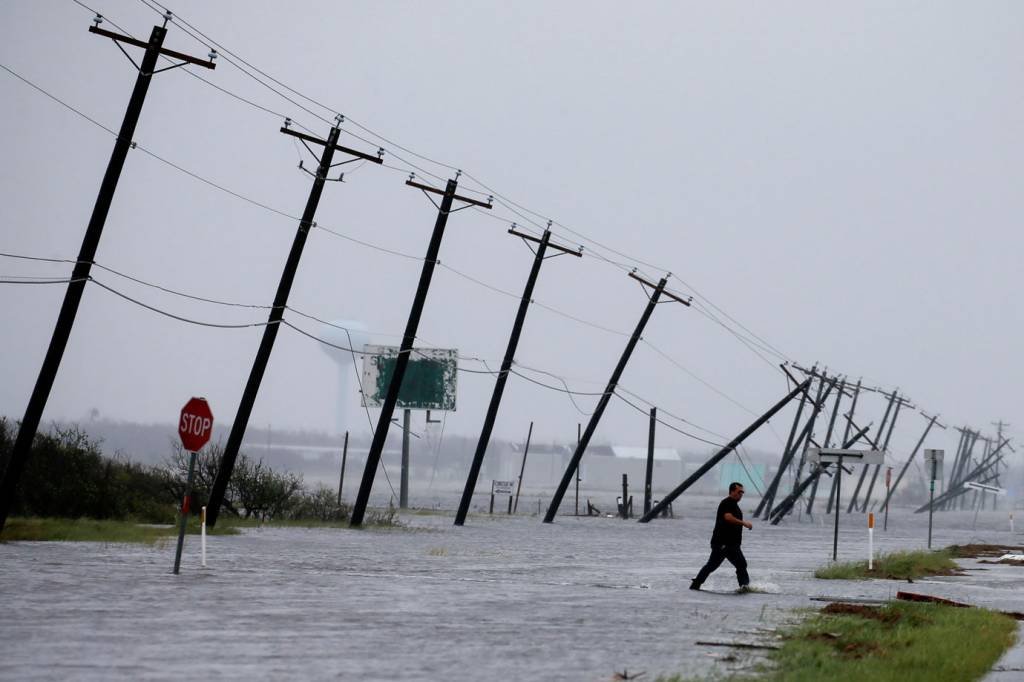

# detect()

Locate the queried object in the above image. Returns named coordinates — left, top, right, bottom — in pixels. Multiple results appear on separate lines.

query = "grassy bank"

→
left=761, top=601, right=1015, bottom=681
left=0, top=516, right=239, bottom=544
left=657, top=601, right=1016, bottom=682
left=814, top=549, right=960, bottom=580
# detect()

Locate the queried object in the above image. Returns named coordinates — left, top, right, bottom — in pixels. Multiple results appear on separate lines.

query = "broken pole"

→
left=639, top=379, right=811, bottom=523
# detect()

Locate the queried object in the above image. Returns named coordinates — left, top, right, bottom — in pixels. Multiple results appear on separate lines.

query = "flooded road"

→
left=2, top=499, right=1022, bottom=681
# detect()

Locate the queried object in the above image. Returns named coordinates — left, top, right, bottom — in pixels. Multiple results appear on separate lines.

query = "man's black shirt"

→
left=711, top=496, right=743, bottom=546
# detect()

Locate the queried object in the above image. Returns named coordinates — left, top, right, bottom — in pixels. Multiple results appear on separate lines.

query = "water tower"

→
left=317, top=319, right=371, bottom=435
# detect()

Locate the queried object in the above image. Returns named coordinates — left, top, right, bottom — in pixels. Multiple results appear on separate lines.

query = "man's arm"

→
left=724, top=512, right=753, bottom=530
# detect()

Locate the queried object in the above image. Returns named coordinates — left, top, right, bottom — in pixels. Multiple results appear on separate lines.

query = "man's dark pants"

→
left=693, top=543, right=749, bottom=587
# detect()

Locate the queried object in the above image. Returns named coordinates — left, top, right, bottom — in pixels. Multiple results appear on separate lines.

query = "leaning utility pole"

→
left=350, top=175, right=492, bottom=527
left=847, top=389, right=897, bottom=513
left=753, top=367, right=811, bottom=517
left=879, top=413, right=942, bottom=514
left=206, top=119, right=383, bottom=526
left=860, top=394, right=910, bottom=511
left=759, top=375, right=835, bottom=519
left=827, top=379, right=861, bottom=514
left=544, top=273, right=690, bottom=523
left=639, top=379, right=812, bottom=522
left=454, top=225, right=581, bottom=526
left=0, top=14, right=216, bottom=532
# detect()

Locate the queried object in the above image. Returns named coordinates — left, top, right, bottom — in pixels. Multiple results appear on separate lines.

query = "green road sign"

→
left=361, top=345, right=457, bottom=410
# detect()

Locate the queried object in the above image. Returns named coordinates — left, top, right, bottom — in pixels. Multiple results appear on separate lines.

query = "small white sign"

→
left=923, top=449, right=944, bottom=480
left=492, top=480, right=515, bottom=495
left=807, top=447, right=884, bottom=465
left=964, top=481, right=1006, bottom=495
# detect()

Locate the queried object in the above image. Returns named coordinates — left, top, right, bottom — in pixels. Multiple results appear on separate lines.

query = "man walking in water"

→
left=690, top=482, right=752, bottom=591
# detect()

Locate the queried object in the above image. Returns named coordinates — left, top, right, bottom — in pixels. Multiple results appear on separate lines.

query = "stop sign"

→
left=179, top=397, right=214, bottom=452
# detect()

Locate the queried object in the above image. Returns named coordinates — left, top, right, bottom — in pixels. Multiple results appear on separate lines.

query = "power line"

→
left=111, top=0, right=793, bottom=372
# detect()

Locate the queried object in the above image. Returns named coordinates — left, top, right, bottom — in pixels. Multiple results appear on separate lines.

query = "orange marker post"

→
left=868, top=512, right=875, bottom=570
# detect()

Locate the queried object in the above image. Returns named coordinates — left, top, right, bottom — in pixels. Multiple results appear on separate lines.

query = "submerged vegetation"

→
left=0, top=417, right=400, bottom=542
left=1, top=516, right=238, bottom=544
left=814, top=549, right=961, bottom=581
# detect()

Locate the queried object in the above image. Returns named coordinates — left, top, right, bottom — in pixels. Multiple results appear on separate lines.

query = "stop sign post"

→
left=174, top=397, right=214, bottom=575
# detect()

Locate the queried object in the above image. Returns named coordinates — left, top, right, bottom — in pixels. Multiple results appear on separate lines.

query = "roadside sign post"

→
left=490, top=480, right=515, bottom=514
left=807, top=448, right=883, bottom=562
left=924, top=449, right=944, bottom=549
left=174, top=397, right=214, bottom=575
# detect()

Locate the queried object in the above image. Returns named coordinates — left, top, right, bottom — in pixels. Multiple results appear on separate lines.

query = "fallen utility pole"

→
left=206, top=119, right=382, bottom=526
left=753, top=367, right=811, bottom=517
left=879, top=413, right=942, bottom=514
left=544, top=273, right=690, bottom=523
left=455, top=226, right=580, bottom=526
left=790, top=376, right=838, bottom=496
left=759, top=376, right=836, bottom=519
left=639, top=378, right=811, bottom=523
left=350, top=176, right=492, bottom=527
left=0, top=16, right=216, bottom=532
left=847, top=390, right=897, bottom=513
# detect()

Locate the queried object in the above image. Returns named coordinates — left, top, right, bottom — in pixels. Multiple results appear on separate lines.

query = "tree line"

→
left=0, top=417, right=348, bottom=523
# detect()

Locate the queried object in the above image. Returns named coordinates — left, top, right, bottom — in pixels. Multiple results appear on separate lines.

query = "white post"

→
left=1011, top=512, right=1015, bottom=534
left=201, top=505, right=207, bottom=568
left=868, top=512, right=875, bottom=570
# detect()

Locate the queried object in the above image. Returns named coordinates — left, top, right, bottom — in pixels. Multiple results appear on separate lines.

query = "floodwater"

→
left=2, top=497, right=1022, bottom=681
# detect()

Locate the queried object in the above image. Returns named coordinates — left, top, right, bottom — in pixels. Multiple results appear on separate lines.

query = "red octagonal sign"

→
left=179, top=397, right=214, bottom=453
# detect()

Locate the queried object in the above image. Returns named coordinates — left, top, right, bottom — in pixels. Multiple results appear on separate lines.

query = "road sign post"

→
left=807, top=448, right=883, bottom=562
left=174, top=397, right=213, bottom=575
left=924, top=449, right=944, bottom=549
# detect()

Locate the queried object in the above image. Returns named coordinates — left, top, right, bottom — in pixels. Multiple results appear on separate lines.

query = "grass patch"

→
left=815, top=549, right=961, bottom=580
left=760, top=601, right=1016, bottom=681
left=0, top=516, right=239, bottom=544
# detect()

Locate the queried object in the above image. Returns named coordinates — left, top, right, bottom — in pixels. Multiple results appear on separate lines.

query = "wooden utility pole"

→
left=454, top=226, right=580, bottom=526
left=544, top=273, right=691, bottom=523
left=350, top=176, right=492, bottom=527
left=206, top=119, right=382, bottom=526
left=0, top=15, right=216, bottom=532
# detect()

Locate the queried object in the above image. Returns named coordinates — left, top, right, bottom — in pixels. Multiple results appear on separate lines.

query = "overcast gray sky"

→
left=1, top=1, right=1021, bottom=460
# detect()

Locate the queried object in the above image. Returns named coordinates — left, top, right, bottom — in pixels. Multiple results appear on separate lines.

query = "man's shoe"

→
left=689, top=581, right=701, bottom=591
left=737, top=585, right=752, bottom=594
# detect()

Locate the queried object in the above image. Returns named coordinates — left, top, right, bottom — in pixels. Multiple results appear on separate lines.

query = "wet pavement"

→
left=2, top=498, right=1022, bottom=681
